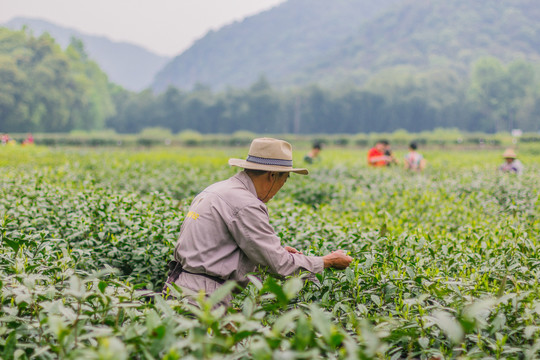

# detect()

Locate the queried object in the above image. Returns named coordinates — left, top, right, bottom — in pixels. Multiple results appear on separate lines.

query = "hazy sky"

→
left=0, top=0, right=287, bottom=57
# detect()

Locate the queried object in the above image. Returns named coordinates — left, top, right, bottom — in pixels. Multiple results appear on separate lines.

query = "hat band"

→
left=246, top=155, right=293, bottom=167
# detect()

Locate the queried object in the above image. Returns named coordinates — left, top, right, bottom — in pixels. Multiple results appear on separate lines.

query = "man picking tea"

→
left=164, top=138, right=353, bottom=306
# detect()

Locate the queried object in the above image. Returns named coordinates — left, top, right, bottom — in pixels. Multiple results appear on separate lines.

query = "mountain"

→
left=306, top=0, right=540, bottom=85
left=152, top=0, right=399, bottom=92
left=153, top=0, right=540, bottom=91
left=3, top=17, right=170, bottom=91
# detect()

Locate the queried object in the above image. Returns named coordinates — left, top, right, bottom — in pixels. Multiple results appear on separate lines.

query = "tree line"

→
left=1, top=27, right=539, bottom=134
left=110, top=60, right=540, bottom=134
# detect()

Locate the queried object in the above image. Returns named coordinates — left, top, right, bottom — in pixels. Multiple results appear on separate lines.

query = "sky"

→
left=0, top=0, right=287, bottom=57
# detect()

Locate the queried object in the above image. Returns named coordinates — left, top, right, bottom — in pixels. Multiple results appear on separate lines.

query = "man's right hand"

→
left=323, top=250, right=353, bottom=269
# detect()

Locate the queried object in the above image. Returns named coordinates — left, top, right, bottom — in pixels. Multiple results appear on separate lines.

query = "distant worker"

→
left=498, top=148, right=523, bottom=175
left=304, top=142, right=322, bottom=164
left=22, top=133, right=34, bottom=146
left=1, top=134, right=9, bottom=145
left=4, top=133, right=17, bottom=146
left=164, top=138, right=353, bottom=307
left=367, top=140, right=392, bottom=167
left=404, top=142, right=426, bottom=171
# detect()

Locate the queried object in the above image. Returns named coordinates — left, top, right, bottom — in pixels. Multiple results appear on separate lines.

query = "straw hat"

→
left=502, top=148, right=517, bottom=159
left=229, top=138, right=308, bottom=175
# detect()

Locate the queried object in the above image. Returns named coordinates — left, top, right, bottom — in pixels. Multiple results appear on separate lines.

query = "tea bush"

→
left=0, top=146, right=539, bottom=359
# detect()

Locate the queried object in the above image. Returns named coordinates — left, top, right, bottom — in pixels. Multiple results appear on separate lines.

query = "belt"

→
left=163, top=260, right=225, bottom=294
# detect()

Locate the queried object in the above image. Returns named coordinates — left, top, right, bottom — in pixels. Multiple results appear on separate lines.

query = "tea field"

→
left=1, top=145, right=539, bottom=359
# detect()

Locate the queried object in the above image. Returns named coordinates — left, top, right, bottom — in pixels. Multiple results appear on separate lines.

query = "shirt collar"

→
left=234, top=171, right=258, bottom=199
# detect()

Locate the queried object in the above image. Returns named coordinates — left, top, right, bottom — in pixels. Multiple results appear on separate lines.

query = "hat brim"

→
left=229, top=158, right=308, bottom=175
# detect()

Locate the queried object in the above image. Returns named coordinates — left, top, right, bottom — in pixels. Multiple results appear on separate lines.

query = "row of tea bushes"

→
left=6, top=130, right=540, bottom=149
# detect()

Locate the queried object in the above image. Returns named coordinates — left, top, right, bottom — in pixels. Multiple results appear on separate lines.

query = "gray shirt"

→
left=173, top=171, right=323, bottom=296
left=499, top=159, right=524, bottom=175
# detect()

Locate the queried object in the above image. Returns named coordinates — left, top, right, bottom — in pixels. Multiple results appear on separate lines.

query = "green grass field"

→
left=1, top=144, right=539, bottom=359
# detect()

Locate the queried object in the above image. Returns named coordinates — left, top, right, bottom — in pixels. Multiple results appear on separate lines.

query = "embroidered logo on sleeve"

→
left=186, top=211, right=200, bottom=220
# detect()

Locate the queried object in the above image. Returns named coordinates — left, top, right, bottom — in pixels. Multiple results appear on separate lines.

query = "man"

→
left=367, top=140, right=392, bottom=167
left=498, top=148, right=524, bottom=175
left=304, top=142, right=322, bottom=164
left=164, top=138, right=353, bottom=306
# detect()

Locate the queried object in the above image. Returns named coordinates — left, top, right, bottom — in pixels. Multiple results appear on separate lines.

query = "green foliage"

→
left=6, top=129, right=536, bottom=150
left=1, top=145, right=539, bottom=358
left=139, top=127, right=173, bottom=138
left=65, top=37, right=115, bottom=131
left=0, top=27, right=115, bottom=133
left=176, top=130, right=203, bottom=146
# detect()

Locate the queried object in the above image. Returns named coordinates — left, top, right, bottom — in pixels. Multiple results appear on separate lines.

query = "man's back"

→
left=175, top=172, right=264, bottom=285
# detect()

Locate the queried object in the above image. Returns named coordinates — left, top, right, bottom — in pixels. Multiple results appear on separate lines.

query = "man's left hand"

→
left=285, top=246, right=302, bottom=254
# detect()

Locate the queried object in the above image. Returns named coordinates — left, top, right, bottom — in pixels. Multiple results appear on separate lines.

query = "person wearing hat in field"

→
left=164, top=138, right=353, bottom=306
left=498, top=148, right=524, bottom=175
left=304, top=142, right=322, bottom=164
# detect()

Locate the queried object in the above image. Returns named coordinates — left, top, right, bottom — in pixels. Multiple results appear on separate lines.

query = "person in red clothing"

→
left=367, top=140, right=392, bottom=167
left=22, top=133, right=34, bottom=146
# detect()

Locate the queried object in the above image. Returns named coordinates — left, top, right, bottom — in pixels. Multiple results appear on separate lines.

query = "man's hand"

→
left=284, top=246, right=302, bottom=254
left=323, top=250, right=353, bottom=269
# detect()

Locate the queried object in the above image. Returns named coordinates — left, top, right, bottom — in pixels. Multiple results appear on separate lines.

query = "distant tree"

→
left=66, top=37, right=115, bottom=130
left=468, top=57, right=535, bottom=132
left=0, top=28, right=115, bottom=133
left=115, top=89, right=156, bottom=133
left=243, top=77, right=281, bottom=133
left=506, top=60, right=536, bottom=131
left=155, top=87, right=186, bottom=133
left=297, top=86, right=332, bottom=133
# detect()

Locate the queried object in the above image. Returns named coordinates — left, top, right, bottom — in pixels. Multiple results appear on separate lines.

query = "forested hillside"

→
left=0, top=28, right=115, bottom=132
left=4, top=17, right=170, bottom=91
left=152, top=0, right=399, bottom=92
left=153, top=0, right=540, bottom=91
left=308, top=0, right=540, bottom=86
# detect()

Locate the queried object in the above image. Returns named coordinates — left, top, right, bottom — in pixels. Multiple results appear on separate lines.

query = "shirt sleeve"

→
left=227, top=204, right=324, bottom=276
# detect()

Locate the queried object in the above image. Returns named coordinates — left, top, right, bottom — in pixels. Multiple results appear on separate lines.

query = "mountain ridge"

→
left=308, top=0, right=540, bottom=80
left=153, top=0, right=540, bottom=91
left=152, top=0, right=399, bottom=92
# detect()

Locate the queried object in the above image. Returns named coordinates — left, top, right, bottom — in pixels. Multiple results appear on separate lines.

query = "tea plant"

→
left=0, top=146, right=539, bottom=359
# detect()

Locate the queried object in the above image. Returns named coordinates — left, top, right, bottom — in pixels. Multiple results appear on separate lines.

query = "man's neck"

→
left=245, top=171, right=268, bottom=202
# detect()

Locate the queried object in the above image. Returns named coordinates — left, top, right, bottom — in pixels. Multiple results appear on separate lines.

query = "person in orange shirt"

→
left=367, top=140, right=392, bottom=167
